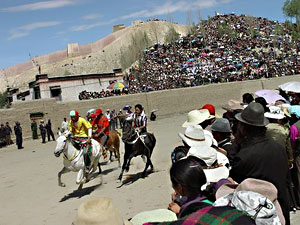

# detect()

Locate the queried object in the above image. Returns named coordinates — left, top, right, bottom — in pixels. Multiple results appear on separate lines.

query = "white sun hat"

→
left=178, top=125, right=213, bottom=147
left=264, top=106, right=285, bottom=120
left=182, top=109, right=214, bottom=128
left=188, top=146, right=230, bottom=182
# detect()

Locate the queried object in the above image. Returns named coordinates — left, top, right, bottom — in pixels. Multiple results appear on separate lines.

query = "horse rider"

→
left=68, top=110, right=92, bottom=173
left=133, top=104, right=147, bottom=135
left=91, top=109, right=110, bottom=157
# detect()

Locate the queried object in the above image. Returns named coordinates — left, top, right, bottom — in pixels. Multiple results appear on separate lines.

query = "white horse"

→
left=54, top=135, right=102, bottom=189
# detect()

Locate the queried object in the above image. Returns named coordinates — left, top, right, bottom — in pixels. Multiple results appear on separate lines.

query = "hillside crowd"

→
left=126, top=14, right=300, bottom=93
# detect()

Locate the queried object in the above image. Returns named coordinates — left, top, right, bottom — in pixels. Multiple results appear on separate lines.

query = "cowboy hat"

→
left=235, top=102, right=269, bottom=126
left=182, top=109, right=214, bottom=128
left=215, top=178, right=285, bottom=225
left=178, top=125, right=213, bottom=147
left=130, top=209, right=177, bottom=225
left=187, top=146, right=229, bottom=182
left=74, top=198, right=132, bottom=225
left=222, top=99, right=245, bottom=112
left=264, top=106, right=285, bottom=120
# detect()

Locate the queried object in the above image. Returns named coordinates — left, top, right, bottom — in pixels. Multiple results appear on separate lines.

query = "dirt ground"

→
left=0, top=113, right=299, bottom=225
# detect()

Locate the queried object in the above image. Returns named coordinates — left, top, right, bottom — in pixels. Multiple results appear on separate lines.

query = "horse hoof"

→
left=59, top=183, right=66, bottom=187
left=116, top=179, right=121, bottom=183
left=78, top=183, right=83, bottom=190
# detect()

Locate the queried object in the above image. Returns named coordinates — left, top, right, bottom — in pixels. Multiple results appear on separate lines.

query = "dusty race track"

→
left=1, top=113, right=300, bottom=225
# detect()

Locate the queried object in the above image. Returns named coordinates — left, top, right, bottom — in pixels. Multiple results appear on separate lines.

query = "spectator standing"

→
left=61, top=118, right=68, bottom=133
left=14, top=122, right=23, bottom=149
left=31, top=119, right=38, bottom=139
left=117, top=109, right=125, bottom=128
left=0, top=124, right=5, bottom=145
left=46, top=119, right=55, bottom=141
left=105, top=109, right=111, bottom=130
left=110, top=109, right=116, bottom=130
left=39, top=120, right=47, bottom=144
left=4, top=122, right=12, bottom=145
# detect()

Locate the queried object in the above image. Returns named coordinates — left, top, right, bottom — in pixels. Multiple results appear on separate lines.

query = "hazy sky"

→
left=0, top=0, right=286, bottom=69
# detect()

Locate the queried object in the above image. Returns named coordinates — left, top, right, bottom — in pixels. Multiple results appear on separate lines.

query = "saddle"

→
left=71, top=137, right=92, bottom=156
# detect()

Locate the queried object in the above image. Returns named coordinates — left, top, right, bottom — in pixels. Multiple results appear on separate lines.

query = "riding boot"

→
left=84, top=154, right=91, bottom=173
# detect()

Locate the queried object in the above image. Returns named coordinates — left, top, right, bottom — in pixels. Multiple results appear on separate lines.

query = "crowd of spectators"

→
left=126, top=14, right=300, bottom=93
left=78, top=89, right=129, bottom=100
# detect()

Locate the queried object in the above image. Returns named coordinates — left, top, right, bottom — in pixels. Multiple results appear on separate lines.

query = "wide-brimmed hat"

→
left=235, top=102, right=269, bottom=126
left=74, top=198, right=132, bottom=225
left=182, top=109, right=214, bottom=128
left=211, top=118, right=231, bottom=133
left=178, top=125, right=213, bottom=147
left=215, top=178, right=285, bottom=225
left=130, top=209, right=177, bottom=225
left=187, top=146, right=229, bottom=182
left=279, top=104, right=291, bottom=117
left=264, top=106, right=285, bottom=120
left=222, top=100, right=245, bottom=112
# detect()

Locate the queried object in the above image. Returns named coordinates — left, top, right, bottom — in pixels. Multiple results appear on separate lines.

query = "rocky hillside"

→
left=0, top=21, right=189, bottom=92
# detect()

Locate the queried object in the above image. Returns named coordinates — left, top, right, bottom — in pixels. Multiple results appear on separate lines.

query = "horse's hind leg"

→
left=58, top=167, right=70, bottom=187
left=142, top=156, right=154, bottom=178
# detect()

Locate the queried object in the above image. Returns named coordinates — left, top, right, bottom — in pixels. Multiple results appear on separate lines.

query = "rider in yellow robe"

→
left=68, top=110, right=92, bottom=172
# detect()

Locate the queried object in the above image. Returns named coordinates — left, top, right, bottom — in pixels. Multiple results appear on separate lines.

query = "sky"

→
left=0, top=0, right=287, bottom=70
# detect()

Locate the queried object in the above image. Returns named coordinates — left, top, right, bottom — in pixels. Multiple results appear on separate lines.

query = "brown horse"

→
left=94, top=130, right=121, bottom=167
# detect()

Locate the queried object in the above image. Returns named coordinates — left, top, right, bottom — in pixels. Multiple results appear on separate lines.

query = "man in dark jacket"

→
left=39, top=120, right=47, bottom=143
left=4, top=122, right=12, bottom=145
left=46, top=119, right=55, bottom=141
left=230, top=102, right=290, bottom=225
left=14, top=122, right=23, bottom=149
left=211, top=118, right=236, bottom=164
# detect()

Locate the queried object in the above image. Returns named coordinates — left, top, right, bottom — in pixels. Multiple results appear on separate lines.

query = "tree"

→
left=283, top=0, right=300, bottom=23
left=0, top=91, right=9, bottom=109
left=165, top=26, right=180, bottom=43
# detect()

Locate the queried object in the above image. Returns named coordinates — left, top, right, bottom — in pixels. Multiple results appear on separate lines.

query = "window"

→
left=50, top=86, right=62, bottom=101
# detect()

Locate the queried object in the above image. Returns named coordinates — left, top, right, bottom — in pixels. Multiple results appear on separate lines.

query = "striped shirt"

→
left=133, top=111, right=147, bottom=129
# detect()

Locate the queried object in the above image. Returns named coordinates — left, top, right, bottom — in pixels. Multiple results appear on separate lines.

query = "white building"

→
left=12, top=69, right=123, bottom=102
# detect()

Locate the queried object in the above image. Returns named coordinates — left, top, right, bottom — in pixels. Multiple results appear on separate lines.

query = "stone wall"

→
left=1, top=75, right=299, bottom=139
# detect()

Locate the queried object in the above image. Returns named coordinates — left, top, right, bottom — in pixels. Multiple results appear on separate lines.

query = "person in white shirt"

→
left=61, top=117, right=68, bottom=133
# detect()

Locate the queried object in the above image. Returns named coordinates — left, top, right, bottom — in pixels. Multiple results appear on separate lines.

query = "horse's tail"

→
left=147, top=133, right=156, bottom=151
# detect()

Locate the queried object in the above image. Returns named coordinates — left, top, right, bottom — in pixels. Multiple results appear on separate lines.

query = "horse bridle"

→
left=55, top=139, right=67, bottom=157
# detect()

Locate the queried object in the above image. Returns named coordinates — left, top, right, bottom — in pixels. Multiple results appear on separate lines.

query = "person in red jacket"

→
left=91, top=109, right=110, bottom=156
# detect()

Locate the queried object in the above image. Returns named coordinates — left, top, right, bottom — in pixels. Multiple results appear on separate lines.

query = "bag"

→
left=214, top=190, right=282, bottom=224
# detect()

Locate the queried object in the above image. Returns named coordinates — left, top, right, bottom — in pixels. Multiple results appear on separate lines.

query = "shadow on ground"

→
left=117, top=169, right=155, bottom=188
left=59, top=175, right=102, bottom=202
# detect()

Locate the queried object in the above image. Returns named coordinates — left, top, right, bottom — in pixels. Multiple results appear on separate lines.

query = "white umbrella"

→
left=279, top=81, right=300, bottom=93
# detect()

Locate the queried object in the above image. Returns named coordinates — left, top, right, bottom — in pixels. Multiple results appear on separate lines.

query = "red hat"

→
left=95, top=109, right=102, bottom=116
left=90, top=113, right=96, bottom=118
left=201, top=104, right=215, bottom=115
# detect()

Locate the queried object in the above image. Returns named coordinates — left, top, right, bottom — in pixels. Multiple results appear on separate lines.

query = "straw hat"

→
left=182, top=109, right=214, bottom=128
left=74, top=198, right=132, bottom=225
left=130, top=209, right=177, bottom=225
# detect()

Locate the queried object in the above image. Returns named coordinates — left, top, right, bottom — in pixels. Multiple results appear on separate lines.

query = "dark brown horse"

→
left=94, top=130, right=121, bottom=167
left=118, top=119, right=156, bottom=181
